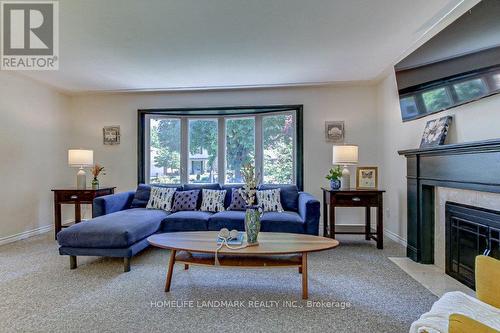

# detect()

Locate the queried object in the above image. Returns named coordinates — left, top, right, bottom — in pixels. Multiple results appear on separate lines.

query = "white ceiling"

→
left=19, top=0, right=468, bottom=93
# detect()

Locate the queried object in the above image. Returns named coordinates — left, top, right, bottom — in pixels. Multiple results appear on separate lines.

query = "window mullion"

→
left=255, top=115, right=263, bottom=184
left=180, top=117, right=188, bottom=184
left=218, top=117, right=225, bottom=185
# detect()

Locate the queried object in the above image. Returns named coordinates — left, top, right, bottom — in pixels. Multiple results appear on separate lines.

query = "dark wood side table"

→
left=321, top=188, right=385, bottom=249
left=51, top=187, right=116, bottom=239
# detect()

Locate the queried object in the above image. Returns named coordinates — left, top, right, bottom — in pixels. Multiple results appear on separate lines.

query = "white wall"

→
left=0, top=72, right=71, bottom=242
left=69, top=85, right=380, bottom=226
left=376, top=70, right=500, bottom=243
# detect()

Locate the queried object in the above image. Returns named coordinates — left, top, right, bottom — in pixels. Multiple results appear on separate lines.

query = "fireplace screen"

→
left=446, top=202, right=500, bottom=289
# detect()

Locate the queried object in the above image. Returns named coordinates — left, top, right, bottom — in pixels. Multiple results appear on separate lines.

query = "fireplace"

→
left=399, top=139, right=500, bottom=265
left=445, top=202, right=500, bottom=289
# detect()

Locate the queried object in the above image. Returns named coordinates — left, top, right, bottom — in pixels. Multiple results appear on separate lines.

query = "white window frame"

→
left=144, top=111, right=297, bottom=186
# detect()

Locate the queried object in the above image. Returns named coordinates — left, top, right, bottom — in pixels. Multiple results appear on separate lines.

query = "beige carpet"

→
left=0, top=233, right=437, bottom=333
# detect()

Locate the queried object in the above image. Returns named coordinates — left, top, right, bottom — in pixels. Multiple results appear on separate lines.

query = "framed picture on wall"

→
left=103, top=126, right=120, bottom=145
left=356, top=166, right=378, bottom=189
left=325, top=121, right=345, bottom=143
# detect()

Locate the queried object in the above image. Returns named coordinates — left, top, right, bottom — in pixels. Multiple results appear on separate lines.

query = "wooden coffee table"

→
left=147, top=231, right=339, bottom=299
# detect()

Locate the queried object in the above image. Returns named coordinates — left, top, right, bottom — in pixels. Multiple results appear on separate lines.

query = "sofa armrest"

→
left=92, top=191, right=135, bottom=217
left=298, top=192, right=320, bottom=235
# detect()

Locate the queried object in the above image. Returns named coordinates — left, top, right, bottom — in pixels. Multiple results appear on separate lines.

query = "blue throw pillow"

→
left=227, top=188, right=247, bottom=211
left=130, top=184, right=151, bottom=208
left=171, top=190, right=200, bottom=212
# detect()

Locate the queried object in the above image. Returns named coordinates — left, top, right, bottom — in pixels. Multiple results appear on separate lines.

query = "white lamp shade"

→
left=332, top=145, right=358, bottom=165
left=68, top=149, right=93, bottom=167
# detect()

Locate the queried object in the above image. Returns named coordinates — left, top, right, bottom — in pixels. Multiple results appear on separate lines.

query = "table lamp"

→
left=332, top=145, right=358, bottom=189
left=68, top=149, right=94, bottom=189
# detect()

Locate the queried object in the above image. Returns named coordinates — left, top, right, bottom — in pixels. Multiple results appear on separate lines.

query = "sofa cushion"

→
left=183, top=183, right=221, bottom=191
left=57, top=208, right=168, bottom=248
left=260, top=211, right=305, bottom=234
left=171, top=190, right=200, bottom=212
left=208, top=210, right=246, bottom=231
left=161, top=211, right=212, bottom=232
left=258, top=184, right=299, bottom=212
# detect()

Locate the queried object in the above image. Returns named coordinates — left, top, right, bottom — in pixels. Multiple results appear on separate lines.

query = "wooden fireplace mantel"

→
left=398, top=138, right=500, bottom=264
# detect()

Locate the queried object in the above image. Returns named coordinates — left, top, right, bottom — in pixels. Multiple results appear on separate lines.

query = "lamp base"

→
left=76, top=168, right=86, bottom=189
left=340, top=166, right=350, bottom=190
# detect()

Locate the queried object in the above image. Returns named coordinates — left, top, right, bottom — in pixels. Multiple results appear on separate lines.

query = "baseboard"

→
left=334, top=223, right=408, bottom=247
left=0, top=225, right=53, bottom=246
left=384, top=229, right=407, bottom=247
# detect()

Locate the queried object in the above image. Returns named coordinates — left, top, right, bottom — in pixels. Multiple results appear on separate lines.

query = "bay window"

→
left=138, top=105, right=303, bottom=189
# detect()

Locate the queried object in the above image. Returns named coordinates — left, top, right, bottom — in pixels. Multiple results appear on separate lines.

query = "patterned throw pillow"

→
left=200, top=189, right=227, bottom=212
left=228, top=188, right=247, bottom=211
left=257, top=188, right=284, bottom=212
left=146, top=187, right=176, bottom=211
left=171, top=190, right=200, bottom=212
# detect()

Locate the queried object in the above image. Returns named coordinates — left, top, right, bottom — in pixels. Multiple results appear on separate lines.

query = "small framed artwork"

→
left=325, top=121, right=345, bottom=143
left=103, top=126, right=120, bottom=145
left=356, top=166, right=378, bottom=189
left=420, top=116, right=452, bottom=148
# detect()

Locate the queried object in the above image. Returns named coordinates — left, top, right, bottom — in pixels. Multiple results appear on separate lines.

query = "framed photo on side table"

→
left=356, top=166, right=378, bottom=189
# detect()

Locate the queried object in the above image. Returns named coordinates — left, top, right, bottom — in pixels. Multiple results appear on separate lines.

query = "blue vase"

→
left=330, top=179, right=341, bottom=190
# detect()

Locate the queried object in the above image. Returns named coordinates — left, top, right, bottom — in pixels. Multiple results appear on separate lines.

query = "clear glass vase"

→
left=91, top=177, right=99, bottom=190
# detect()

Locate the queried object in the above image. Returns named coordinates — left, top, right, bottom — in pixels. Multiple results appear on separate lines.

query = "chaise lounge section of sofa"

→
left=57, top=184, right=320, bottom=272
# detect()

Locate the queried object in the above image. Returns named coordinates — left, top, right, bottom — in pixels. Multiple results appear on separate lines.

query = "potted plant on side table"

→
left=90, top=164, right=106, bottom=189
left=326, top=166, right=342, bottom=190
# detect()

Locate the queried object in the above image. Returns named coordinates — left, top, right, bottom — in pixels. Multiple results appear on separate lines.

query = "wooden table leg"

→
left=377, top=198, right=384, bottom=249
left=75, top=202, right=81, bottom=223
left=365, top=207, right=371, bottom=240
left=302, top=252, right=308, bottom=300
left=69, top=255, right=77, bottom=269
left=124, top=257, right=131, bottom=272
left=329, top=204, right=335, bottom=239
left=184, top=264, right=189, bottom=270
left=323, top=191, right=328, bottom=237
left=54, top=202, right=61, bottom=240
left=165, top=250, right=177, bottom=292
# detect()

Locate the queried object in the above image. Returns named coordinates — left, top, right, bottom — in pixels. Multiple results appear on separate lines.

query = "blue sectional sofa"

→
left=57, top=184, right=320, bottom=272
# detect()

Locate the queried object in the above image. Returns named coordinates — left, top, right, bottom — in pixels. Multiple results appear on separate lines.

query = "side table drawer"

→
left=333, top=194, right=378, bottom=206
left=56, top=191, right=95, bottom=202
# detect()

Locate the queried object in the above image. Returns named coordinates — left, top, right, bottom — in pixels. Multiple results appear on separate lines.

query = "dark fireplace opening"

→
left=446, top=202, right=500, bottom=289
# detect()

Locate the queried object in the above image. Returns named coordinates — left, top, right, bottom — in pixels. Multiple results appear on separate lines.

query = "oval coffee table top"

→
left=148, top=231, right=339, bottom=255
